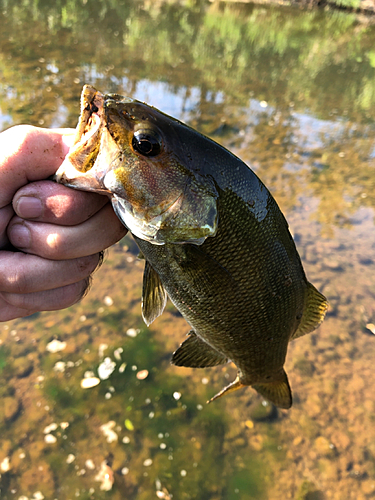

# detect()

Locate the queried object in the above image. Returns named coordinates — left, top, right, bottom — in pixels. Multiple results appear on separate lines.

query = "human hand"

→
left=0, top=125, right=127, bottom=321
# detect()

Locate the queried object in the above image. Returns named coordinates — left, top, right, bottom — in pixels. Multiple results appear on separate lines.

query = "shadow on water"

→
left=1, top=1, right=375, bottom=499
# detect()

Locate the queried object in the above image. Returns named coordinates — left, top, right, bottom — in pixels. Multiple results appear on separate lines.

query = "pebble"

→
left=126, top=328, right=140, bottom=337
left=113, top=347, right=123, bottom=360
left=43, top=423, right=58, bottom=434
left=143, top=458, right=153, bottom=466
left=94, top=461, right=114, bottom=491
left=66, top=454, right=75, bottom=464
left=85, top=459, right=95, bottom=470
left=32, top=493, right=45, bottom=500
left=44, top=434, right=57, bottom=444
left=46, top=339, right=67, bottom=353
left=98, top=357, right=116, bottom=380
left=136, top=369, right=149, bottom=380
left=103, top=296, right=113, bottom=306
left=80, top=377, right=100, bottom=389
left=173, top=392, right=181, bottom=400
left=100, top=421, right=118, bottom=443
left=53, top=361, right=66, bottom=373
left=0, top=456, right=11, bottom=472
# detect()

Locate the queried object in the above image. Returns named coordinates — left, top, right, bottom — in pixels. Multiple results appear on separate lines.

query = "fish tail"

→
left=252, top=369, right=292, bottom=409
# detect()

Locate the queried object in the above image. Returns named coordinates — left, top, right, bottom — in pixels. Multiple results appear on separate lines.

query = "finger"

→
left=0, top=251, right=100, bottom=294
left=0, top=205, right=14, bottom=248
left=0, top=278, right=91, bottom=322
left=13, top=180, right=109, bottom=225
left=8, top=203, right=127, bottom=260
left=0, top=126, right=75, bottom=208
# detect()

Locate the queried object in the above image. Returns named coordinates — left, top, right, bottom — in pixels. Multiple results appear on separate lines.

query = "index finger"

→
left=0, top=125, right=74, bottom=208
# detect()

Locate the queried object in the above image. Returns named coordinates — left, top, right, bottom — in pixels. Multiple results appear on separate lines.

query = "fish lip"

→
left=54, top=85, right=107, bottom=187
left=70, top=85, right=105, bottom=161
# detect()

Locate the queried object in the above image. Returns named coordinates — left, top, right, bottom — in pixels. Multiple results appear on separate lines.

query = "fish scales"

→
left=55, top=85, right=328, bottom=408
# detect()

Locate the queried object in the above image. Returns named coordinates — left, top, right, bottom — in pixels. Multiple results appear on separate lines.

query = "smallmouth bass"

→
left=55, top=85, right=328, bottom=409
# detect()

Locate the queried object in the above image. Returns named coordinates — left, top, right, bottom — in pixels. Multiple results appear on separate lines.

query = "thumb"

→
left=0, top=125, right=75, bottom=208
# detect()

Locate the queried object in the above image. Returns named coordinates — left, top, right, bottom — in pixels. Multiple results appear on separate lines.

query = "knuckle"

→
left=75, top=253, right=101, bottom=277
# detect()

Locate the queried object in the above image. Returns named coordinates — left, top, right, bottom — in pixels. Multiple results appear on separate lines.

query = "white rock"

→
left=80, top=377, right=100, bottom=389
left=103, top=296, right=114, bottom=306
left=95, top=461, right=114, bottom=491
left=46, top=339, right=67, bottom=353
left=66, top=454, right=75, bottom=464
left=43, top=423, right=58, bottom=434
left=173, top=392, right=181, bottom=400
left=98, top=357, right=116, bottom=380
left=98, top=343, right=108, bottom=358
left=53, top=361, right=66, bottom=373
left=113, top=347, right=123, bottom=361
left=44, top=434, right=57, bottom=444
left=0, top=456, right=11, bottom=472
left=85, top=459, right=95, bottom=470
left=100, top=421, right=118, bottom=443
left=126, top=328, right=140, bottom=338
left=32, top=492, right=44, bottom=500
left=143, top=458, right=153, bottom=467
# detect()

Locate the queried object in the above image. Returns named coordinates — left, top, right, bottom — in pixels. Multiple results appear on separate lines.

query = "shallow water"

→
left=1, top=1, right=375, bottom=499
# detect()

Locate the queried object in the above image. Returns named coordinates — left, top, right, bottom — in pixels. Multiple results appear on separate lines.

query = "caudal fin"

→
left=252, top=369, right=292, bottom=409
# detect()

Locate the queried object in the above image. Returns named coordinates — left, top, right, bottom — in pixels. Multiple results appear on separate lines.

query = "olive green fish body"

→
left=55, top=85, right=328, bottom=409
left=134, top=155, right=308, bottom=407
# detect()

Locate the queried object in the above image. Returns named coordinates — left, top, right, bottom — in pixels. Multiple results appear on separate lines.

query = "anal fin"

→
left=252, top=369, right=292, bottom=409
left=207, top=375, right=245, bottom=403
left=291, top=282, right=328, bottom=340
left=142, top=261, right=168, bottom=326
left=172, top=331, right=228, bottom=368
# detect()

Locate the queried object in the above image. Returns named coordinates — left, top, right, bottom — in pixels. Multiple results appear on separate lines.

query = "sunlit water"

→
left=1, top=1, right=375, bottom=499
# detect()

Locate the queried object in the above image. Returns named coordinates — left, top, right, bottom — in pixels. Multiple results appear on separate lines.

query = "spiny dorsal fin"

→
left=291, top=282, right=328, bottom=341
left=142, top=261, right=168, bottom=326
left=172, top=331, right=228, bottom=368
left=252, top=369, right=292, bottom=409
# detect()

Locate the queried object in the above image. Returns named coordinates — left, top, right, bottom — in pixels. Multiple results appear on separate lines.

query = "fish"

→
left=55, top=85, right=328, bottom=409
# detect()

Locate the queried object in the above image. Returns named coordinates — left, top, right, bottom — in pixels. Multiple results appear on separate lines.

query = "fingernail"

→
left=9, top=223, right=31, bottom=249
left=16, top=196, right=43, bottom=219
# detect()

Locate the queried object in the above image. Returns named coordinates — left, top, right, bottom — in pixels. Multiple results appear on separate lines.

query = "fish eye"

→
left=132, top=129, right=162, bottom=157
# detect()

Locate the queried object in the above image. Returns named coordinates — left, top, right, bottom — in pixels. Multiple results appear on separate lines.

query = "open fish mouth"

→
left=65, top=85, right=105, bottom=173
left=54, top=86, right=111, bottom=193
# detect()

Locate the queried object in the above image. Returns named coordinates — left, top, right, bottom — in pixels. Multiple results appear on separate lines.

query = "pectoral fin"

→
left=172, top=331, right=228, bottom=368
left=252, top=369, right=292, bottom=409
left=142, top=261, right=168, bottom=326
left=291, top=282, right=328, bottom=340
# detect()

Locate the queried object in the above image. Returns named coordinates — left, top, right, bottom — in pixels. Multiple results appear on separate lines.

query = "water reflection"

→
left=1, top=1, right=375, bottom=499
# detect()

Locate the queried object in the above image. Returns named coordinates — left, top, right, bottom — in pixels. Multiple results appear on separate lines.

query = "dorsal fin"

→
left=172, top=331, right=228, bottom=368
left=252, top=369, right=292, bottom=409
left=142, top=261, right=168, bottom=326
left=291, top=282, right=328, bottom=340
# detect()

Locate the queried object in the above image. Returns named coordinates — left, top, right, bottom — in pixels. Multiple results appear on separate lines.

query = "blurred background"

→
left=1, top=1, right=375, bottom=499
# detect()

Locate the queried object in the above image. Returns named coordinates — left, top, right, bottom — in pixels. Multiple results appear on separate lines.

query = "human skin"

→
left=0, top=125, right=127, bottom=321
